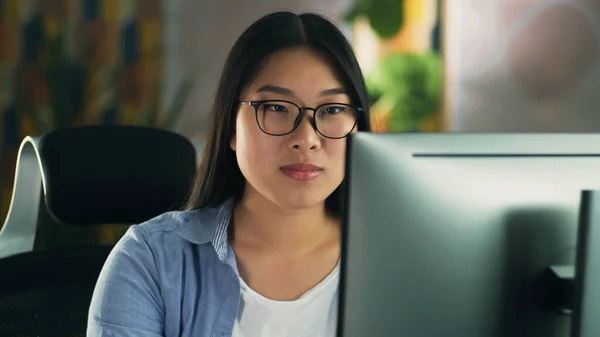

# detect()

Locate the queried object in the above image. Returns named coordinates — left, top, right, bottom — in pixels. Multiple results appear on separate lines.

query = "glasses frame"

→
left=239, top=99, right=362, bottom=139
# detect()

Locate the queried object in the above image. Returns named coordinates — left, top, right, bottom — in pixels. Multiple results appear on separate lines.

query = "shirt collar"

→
left=174, top=197, right=235, bottom=261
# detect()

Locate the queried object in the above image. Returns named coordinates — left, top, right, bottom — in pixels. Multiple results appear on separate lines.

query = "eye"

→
left=263, top=104, right=289, bottom=113
left=323, top=106, right=346, bottom=115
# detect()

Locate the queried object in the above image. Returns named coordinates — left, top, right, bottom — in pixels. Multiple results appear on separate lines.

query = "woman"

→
left=88, top=11, right=371, bottom=337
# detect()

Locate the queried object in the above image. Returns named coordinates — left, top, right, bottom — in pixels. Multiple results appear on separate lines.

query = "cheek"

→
left=235, top=113, right=278, bottom=171
left=325, top=140, right=349, bottom=176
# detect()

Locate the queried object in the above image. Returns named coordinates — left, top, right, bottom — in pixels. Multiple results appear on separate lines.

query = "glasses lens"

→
left=257, top=101, right=300, bottom=135
left=315, top=104, right=357, bottom=138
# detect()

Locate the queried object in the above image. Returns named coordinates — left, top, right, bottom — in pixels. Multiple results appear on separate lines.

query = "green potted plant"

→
left=366, top=52, right=442, bottom=131
left=344, top=0, right=443, bottom=132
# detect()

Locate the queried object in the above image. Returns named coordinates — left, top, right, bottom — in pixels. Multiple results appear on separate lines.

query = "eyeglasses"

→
left=239, top=100, right=362, bottom=139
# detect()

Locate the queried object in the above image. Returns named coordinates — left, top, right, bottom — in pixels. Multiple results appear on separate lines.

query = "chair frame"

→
left=0, top=137, right=46, bottom=259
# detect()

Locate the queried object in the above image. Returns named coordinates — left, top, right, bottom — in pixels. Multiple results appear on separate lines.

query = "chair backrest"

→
left=0, top=125, right=197, bottom=336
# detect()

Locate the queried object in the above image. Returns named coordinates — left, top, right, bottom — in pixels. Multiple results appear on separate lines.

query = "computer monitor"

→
left=338, top=132, right=600, bottom=337
left=572, top=190, right=600, bottom=337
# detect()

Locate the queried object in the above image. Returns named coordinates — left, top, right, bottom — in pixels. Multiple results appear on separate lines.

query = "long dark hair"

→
left=185, top=11, right=371, bottom=214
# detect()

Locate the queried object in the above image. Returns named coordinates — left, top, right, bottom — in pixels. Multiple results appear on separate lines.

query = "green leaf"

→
left=343, top=0, right=370, bottom=22
left=344, top=0, right=405, bottom=39
left=367, top=0, right=404, bottom=39
left=366, top=52, right=443, bottom=131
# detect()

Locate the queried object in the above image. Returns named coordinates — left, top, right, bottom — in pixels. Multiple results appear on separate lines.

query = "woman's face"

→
left=231, top=46, right=356, bottom=210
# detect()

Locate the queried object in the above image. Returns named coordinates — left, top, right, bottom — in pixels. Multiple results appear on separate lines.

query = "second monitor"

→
left=339, top=133, right=600, bottom=337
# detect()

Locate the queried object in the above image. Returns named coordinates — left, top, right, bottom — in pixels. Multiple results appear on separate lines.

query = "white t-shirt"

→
left=231, top=260, right=340, bottom=337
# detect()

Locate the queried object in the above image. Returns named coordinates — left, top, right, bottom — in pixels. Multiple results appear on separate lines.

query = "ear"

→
left=230, top=134, right=236, bottom=151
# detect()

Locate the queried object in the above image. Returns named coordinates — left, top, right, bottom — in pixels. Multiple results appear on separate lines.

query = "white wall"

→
left=169, top=0, right=600, bottom=138
left=445, top=0, right=600, bottom=132
left=164, top=0, right=349, bottom=152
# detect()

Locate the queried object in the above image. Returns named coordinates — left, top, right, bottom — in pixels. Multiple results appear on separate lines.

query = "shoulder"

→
left=89, top=198, right=237, bottom=335
left=108, top=197, right=235, bottom=270
left=131, top=197, right=235, bottom=247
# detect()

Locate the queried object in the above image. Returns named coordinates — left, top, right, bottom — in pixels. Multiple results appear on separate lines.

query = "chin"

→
left=243, top=178, right=339, bottom=211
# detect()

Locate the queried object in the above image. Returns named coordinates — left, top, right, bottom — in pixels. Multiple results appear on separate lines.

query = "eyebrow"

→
left=256, top=84, right=347, bottom=97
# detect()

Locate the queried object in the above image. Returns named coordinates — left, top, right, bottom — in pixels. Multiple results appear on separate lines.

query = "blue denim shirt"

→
left=87, top=197, right=243, bottom=336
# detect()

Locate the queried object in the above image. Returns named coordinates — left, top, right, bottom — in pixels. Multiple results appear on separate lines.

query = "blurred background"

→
left=1, top=0, right=600, bottom=242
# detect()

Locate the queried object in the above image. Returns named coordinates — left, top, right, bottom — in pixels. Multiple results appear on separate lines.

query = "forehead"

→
left=249, top=47, right=344, bottom=92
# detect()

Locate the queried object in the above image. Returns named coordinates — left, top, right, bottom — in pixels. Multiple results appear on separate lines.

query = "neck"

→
left=232, top=192, right=339, bottom=255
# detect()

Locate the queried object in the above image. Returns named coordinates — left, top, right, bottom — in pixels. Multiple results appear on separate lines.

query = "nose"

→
left=288, top=111, right=321, bottom=153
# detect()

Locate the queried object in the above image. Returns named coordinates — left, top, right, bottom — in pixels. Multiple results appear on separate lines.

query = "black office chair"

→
left=0, top=125, right=197, bottom=336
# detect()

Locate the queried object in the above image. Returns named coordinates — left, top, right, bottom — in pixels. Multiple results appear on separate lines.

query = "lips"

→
left=280, top=163, right=323, bottom=181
